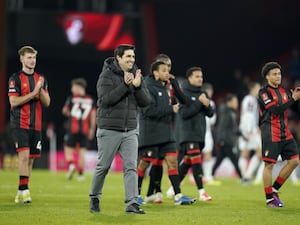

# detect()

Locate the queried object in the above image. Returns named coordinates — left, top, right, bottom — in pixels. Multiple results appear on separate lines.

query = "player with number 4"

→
left=8, top=46, right=51, bottom=204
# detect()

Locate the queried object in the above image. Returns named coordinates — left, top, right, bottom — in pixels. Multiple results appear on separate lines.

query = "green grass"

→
left=0, top=169, right=300, bottom=225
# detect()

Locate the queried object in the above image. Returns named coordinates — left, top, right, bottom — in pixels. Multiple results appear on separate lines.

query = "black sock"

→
left=168, top=170, right=181, bottom=195
left=178, top=158, right=191, bottom=182
left=146, top=166, right=156, bottom=196
left=19, top=176, right=29, bottom=190
left=153, top=165, right=163, bottom=193
left=191, top=163, right=203, bottom=189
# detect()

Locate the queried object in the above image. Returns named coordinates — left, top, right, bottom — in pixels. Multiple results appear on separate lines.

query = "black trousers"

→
left=212, top=143, right=242, bottom=178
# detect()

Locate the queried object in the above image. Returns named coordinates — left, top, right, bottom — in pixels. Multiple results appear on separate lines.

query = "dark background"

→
left=5, top=0, right=300, bottom=149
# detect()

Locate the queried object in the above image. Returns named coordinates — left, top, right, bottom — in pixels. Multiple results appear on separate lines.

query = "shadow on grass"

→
left=87, top=202, right=211, bottom=224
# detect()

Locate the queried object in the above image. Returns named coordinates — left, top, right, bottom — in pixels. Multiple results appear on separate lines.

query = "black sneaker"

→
left=90, top=198, right=100, bottom=213
left=125, top=203, right=145, bottom=214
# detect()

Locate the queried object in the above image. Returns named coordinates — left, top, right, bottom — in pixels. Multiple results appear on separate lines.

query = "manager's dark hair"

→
left=114, top=44, right=135, bottom=58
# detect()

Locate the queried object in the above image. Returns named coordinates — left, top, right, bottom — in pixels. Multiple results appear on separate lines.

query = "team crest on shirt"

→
left=191, top=96, right=196, bottom=101
left=158, top=92, right=162, bottom=96
left=147, top=150, right=153, bottom=157
left=264, top=150, right=269, bottom=157
left=283, top=94, right=287, bottom=101
left=189, top=143, right=194, bottom=149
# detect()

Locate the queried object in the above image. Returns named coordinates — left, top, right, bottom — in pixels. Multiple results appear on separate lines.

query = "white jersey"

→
left=239, top=94, right=259, bottom=135
left=203, top=101, right=216, bottom=152
left=238, top=94, right=261, bottom=151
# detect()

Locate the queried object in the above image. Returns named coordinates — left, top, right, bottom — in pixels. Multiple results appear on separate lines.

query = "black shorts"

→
left=262, top=138, right=299, bottom=163
left=180, top=142, right=203, bottom=156
left=64, top=133, right=88, bottom=148
left=139, top=142, right=177, bottom=161
left=12, top=128, right=42, bottom=158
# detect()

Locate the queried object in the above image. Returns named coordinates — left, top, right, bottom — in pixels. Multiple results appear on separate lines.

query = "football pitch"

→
left=0, top=170, right=300, bottom=225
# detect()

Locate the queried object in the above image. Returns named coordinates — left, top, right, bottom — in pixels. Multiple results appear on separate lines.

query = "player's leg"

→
left=187, top=143, right=212, bottom=201
left=253, top=161, right=264, bottom=185
left=77, top=135, right=89, bottom=181
left=177, top=144, right=191, bottom=181
left=244, top=134, right=262, bottom=181
left=263, top=161, right=278, bottom=206
left=164, top=143, right=196, bottom=205
left=224, top=144, right=243, bottom=179
left=238, top=137, right=249, bottom=178
left=136, top=154, right=150, bottom=204
left=15, top=150, right=31, bottom=203
left=262, top=141, right=283, bottom=207
left=166, top=154, right=190, bottom=199
left=13, top=128, right=32, bottom=203
left=144, top=158, right=163, bottom=203
left=77, top=147, right=86, bottom=181
left=64, top=145, right=75, bottom=179
left=64, top=134, right=76, bottom=180
left=212, top=144, right=227, bottom=178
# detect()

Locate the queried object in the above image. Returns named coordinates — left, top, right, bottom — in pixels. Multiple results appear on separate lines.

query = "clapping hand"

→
left=124, top=72, right=134, bottom=85
left=132, top=69, right=142, bottom=88
left=32, top=76, right=44, bottom=99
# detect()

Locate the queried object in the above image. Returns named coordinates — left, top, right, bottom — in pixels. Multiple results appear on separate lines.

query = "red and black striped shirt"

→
left=258, top=85, right=294, bottom=142
left=63, top=95, right=96, bottom=135
left=8, top=71, right=48, bottom=131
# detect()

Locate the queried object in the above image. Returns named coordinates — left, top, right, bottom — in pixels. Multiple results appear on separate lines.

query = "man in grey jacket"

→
left=89, top=44, right=150, bottom=214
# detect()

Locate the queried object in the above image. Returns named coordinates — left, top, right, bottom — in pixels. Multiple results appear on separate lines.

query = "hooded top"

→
left=176, top=80, right=214, bottom=145
left=96, top=57, right=150, bottom=131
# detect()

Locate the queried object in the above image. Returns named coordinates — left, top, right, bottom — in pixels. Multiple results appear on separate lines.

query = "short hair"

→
left=71, top=78, right=87, bottom=89
left=150, top=61, right=166, bottom=75
left=154, top=53, right=170, bottom=62
left=224, top=93, right=237, bottom=103
left=261, top=62, right=281, bottom=78
left=186, top=67, right=202, bottom=78
left=114, top=44, right=135, bottom=58
left=247, top=82, right=259, bottom=92
left=18, top=46, right=37, bottom=56
left=202, top=82, right=213, bottom=91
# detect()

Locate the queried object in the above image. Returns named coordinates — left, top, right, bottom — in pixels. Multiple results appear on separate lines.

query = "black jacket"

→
left=216, top=104, right=239, bottom=146
left=138, top=76, right=180, bottom=147
left=96, top=57, right=150, bottom=131
left=176, top=80, right=214, bottom=145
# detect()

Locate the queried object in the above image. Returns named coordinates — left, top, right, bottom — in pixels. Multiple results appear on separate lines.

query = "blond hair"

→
left=18, top=46, right=38, bottom=56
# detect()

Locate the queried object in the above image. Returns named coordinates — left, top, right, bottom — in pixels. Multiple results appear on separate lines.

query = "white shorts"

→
left=202, top=131, right=214, bottom=153
left=238, top=132, right=262, bottom=151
